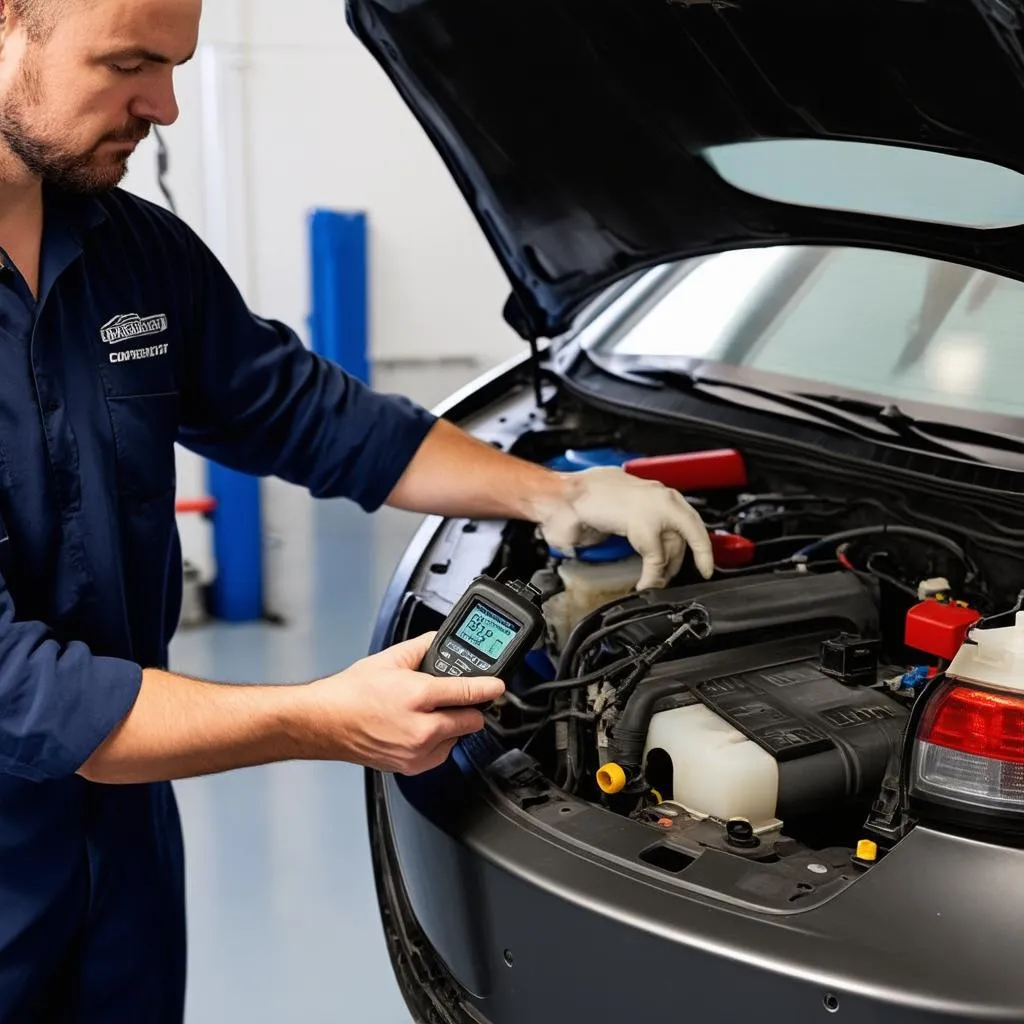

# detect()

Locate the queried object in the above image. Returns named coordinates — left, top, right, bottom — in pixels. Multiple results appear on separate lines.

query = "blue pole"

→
left=208, top=462, right=263, bottom=622
left=308, top=209, right=369, bottom=385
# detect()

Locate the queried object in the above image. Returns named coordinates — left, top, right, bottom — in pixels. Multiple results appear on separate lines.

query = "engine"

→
left=580, top=572, right=906, bottom=825
left=478, top=445, right=1010, bottom=854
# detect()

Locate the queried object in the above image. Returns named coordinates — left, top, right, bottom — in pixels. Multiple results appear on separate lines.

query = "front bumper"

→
left=368, top=764, right=1024, bottom=1024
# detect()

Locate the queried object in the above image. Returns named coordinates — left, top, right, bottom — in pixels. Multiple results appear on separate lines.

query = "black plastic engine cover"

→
left=639, top=635, right=908, bottom=820
left=595, top=572, right=902, bottom=817
left=601, top=571, right=878, bottom=658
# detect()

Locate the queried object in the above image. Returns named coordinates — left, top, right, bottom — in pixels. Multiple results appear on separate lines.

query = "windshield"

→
left=590, top=246, right=1024, bottom=421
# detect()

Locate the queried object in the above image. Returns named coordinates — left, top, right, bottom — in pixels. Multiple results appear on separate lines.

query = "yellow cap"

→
left=856, top=839, right=878, bottom=862
left=596, top=763, right=627, bottom=795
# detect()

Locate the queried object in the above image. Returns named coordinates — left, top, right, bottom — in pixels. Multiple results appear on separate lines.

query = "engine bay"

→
left=398, top=425, right=1024, bottom=900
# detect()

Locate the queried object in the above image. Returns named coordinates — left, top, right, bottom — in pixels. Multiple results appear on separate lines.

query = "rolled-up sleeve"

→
left=0, top=570, right=142, bottom=782
left=177, top=230, right=437, bottom=512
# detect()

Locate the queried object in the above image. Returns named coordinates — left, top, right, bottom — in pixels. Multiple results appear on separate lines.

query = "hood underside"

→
left=347, top=0, right=1024, bottom=339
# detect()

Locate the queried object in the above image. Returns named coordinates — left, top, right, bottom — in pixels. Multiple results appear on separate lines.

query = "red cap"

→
left=905, top=601, right=982, bottom=661
left=711, top=531, right=756, bottom=569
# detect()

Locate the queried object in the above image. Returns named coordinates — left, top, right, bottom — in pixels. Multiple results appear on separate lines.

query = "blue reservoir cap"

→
left=545, top=448, right=640, bottom=474
left=545, top=449, right=640, bottom=563
left=548, top=535, right=636, bottom=563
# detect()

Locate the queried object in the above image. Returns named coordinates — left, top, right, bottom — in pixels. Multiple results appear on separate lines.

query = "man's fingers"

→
left=401, top=737, right=461, bottom=776
left=628, top=518, right=671, bottom=590
left=668, top=493, right=714, bottom=579
left=431, top=707, right=488, bottom=741
left=419, top=673, right=506, bottom=711
left=661, top=530, right=686, bottom=581
left=631, top=497, right=714, bottom=589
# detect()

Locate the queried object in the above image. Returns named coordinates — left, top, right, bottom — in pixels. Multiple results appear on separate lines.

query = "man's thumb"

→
left=374, top=631, right=437, bottom=669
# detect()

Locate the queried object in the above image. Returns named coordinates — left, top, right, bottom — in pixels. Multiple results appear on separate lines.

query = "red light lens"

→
left=921, top=685, right=1024, bottom=765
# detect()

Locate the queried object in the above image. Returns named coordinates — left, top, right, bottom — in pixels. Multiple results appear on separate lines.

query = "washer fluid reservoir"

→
left=542, top=448, right=643, bottom=651
left=544, top=556, right=642, bottom=652
left=644, top=705, right=779, bottom=825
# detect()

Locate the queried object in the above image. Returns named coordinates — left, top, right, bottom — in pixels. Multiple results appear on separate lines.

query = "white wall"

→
left=121, top=0, right=522, bottom=620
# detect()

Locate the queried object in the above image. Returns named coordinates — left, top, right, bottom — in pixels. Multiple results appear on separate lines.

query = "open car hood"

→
left=346, top=0, right=1024, bottom=340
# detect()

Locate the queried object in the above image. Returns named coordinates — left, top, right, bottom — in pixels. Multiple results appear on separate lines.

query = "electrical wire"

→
left=569, top=606, right=691, bottom=676
left=863, top=552, right=920, bottom=599
left=484, top=709, right=594, bottom=739
left=528, top=653, right=644, bottom=700
left=523, top=610, right=712, bottom=712
left=793, top=525, right=967, bottom=566
left=976, top=589, right=1024, bottom=630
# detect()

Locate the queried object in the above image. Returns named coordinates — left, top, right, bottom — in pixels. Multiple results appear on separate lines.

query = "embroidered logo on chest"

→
left=100, top=313, right=169, bottom=345
left=100, top=313, right=170, bottom=365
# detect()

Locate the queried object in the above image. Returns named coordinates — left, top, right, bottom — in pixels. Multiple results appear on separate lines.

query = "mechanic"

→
left=0, top=0, right=714, bottom=1019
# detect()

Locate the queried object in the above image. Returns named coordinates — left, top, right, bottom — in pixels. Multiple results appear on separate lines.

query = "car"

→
left=348, top=1, right=1024, bottom=1021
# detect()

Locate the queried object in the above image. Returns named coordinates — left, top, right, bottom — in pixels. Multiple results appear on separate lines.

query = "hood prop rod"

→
left=528, top=336, right=545, bottom=410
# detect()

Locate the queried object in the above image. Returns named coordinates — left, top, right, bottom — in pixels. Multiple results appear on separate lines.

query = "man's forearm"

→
left=78, top=669, right=310, bottom=785
left=384, top=418, right=570, bottom=521
left=76, top=632, right=503, bottom=784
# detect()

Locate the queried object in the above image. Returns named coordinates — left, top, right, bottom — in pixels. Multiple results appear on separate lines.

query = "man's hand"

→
left=535, top=466, right=715, bottom=590
left=384, top=419, right=714, bottom=590
left=302, top=632, right=505, bottom=775
left=80, top=632, right=504, bottom=785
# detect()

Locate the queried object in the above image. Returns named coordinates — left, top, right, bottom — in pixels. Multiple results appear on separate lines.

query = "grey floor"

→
left=169, top=498, right=425, bottom=1024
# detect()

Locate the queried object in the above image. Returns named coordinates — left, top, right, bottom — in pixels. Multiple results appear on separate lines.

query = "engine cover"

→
left=600, top=570, right=879, bottom=657
left=638, top=634, right=908, bottom=822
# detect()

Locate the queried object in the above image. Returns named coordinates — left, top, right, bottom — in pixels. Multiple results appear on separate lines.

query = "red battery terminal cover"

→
left=905, top=600, right=982, bottom=661
left=711, top=531, right=756, bottom=569
left=624, top=449, right=747, bottom=493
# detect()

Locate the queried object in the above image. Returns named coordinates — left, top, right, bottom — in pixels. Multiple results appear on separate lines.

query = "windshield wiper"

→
left=598, top=360, right=1024, bottom=468
left=612, top=365, right=915, bottom=440
left=797, top=392, right=1024, bottom=463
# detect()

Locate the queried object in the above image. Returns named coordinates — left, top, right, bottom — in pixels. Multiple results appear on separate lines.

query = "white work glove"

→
left=536, top=467, right=714, bottom=590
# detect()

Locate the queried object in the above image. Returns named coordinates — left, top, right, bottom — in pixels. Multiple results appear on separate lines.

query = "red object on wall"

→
left=906, top=601, right=982, bottom=661
left=624, top=449, right=747, bottom=492
left=175, top=497, right=218, bottom=515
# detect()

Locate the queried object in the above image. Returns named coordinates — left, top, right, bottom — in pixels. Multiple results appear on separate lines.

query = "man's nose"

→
left=129, top=81, right=180, bottom=128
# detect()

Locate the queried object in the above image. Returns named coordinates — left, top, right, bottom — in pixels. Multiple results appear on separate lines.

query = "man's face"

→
left=0, top=0, right=200, bottom=193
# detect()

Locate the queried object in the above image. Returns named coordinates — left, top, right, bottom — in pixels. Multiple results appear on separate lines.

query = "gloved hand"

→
left=535, top=467, right=715, bottom=590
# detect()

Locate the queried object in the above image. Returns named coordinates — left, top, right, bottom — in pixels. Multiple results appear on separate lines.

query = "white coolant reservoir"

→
left=946, top=611, right=1024, bottom=693
left=644, top=704, right=779, bottom=825
left=543, top=556, right=643, bottom=652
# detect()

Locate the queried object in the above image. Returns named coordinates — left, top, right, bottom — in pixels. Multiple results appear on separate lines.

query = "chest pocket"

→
left=105, top=392, right=180, bottom=503
left=95, top=311, right=181, bottom=504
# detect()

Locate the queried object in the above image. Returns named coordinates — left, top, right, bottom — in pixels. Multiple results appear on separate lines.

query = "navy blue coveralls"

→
left=0, top=185, right=436, bottom=1021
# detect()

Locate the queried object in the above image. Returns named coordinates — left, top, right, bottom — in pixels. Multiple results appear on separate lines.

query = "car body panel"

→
left=371, top=764, right=1024, bottom=1023
left=346, top=0, right=1024, bottom=339
left=364, top=375, right=1024, bottom=1022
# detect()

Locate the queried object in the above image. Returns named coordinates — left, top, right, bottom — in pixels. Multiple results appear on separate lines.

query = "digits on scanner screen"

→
left=454, top=603, right=519, bottom=660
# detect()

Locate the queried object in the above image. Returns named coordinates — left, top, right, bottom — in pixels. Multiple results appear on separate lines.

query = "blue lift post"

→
left=208, top=462, right=263, bottom=622
left=308, top=209, right=370, bottom=385
left=206, top=209, right=369, bottom=623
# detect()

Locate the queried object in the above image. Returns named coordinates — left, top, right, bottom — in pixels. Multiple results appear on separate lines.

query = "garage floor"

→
left=169, top=498, right=424, bottom=1024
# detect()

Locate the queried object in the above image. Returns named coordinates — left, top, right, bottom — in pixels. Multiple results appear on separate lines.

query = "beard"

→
left=0, top=59, right=150, bottom=194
